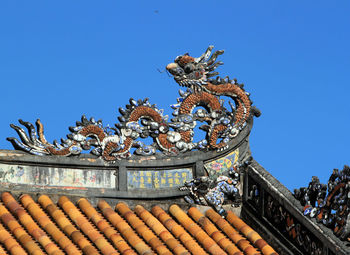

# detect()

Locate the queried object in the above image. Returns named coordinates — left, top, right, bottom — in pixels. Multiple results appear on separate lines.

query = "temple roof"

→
left=1, top=46, right=349, bottom=254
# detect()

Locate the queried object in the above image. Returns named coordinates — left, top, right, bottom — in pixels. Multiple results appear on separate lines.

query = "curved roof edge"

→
left=241, top=159, right=349, bottom=255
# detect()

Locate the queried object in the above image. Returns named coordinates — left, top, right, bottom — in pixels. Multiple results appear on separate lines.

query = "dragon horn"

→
left=19, top=119, right=39, bottom=145
left=10, top=122, right=31, bottom=145
left=207, top=49, right=224, bottom=66
left=36, top=119, right=49, bottom=145
left=194, top=45, right=214, bottom=63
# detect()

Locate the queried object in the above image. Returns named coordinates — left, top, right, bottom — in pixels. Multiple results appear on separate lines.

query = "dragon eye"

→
left=184, top=63, right=194, bottom=73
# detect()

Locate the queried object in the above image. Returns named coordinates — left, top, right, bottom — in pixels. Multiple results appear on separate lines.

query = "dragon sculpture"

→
left=7, top=46, right=260, bottom=161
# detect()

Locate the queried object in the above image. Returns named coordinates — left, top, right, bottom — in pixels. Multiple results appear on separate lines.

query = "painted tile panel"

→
left=127, top=168, right=193, bottom=190
left=0, top=163, right=115, bottom=188
left=204, top=149, right=239, bottom=178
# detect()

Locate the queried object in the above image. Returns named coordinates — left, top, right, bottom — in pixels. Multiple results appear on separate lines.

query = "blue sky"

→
left=0, top=1, right=349, bottom=191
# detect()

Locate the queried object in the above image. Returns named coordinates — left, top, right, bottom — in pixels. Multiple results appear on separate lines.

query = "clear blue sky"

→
left=0, top=1, right=349, bottom=191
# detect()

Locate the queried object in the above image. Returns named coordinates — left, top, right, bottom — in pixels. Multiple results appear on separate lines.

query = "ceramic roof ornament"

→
left=7, top=46, right=260, bottom=161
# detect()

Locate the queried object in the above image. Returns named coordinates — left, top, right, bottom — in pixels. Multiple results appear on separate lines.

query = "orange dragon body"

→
left=8, top=46, right=260, bottom=161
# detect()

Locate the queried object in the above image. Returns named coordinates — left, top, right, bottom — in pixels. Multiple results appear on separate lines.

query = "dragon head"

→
left=166, top=45, right=224, bottom=91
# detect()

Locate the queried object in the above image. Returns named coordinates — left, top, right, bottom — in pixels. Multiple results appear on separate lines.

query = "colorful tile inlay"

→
left=204, top=149, right=239, bottom=178
left=127, top=168, right=193, bottom=190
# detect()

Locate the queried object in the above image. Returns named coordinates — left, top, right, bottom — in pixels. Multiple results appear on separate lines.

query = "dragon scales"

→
left=7, top=46, right=260, bottom=161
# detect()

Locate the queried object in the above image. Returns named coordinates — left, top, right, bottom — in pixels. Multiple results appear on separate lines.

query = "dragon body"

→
left=8, top=46, right=259, bottom=161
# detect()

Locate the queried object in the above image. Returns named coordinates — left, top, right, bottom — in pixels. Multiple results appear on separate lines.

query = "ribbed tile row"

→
left=0, top=192, right=277, bottom=255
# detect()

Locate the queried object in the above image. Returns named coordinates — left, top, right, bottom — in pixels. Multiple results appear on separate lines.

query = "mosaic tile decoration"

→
left=204, top=149, right=239, bottom=178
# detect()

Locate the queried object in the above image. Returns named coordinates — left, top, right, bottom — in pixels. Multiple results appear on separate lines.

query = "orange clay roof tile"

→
left=152, top=206, right=208, bottom=255
left=0, top=221, right=28, bottom=254
left=134, top=205, right=189, bottom=255
left=206, top=208, right=261, bottom=254
left=0, top=245, right=7, bottom=255
left=58, top=196, right=119, bottom=255
left=78, top=198, right=136, bottom=255
left=98, top=200, right=154, bottom=255
left=0, top=192, right=277, bottom=255
left=116, top=203, right=171, bottom=255
left=187, top=207, right=242, bottom=255
left=169, top=205, right=226, bottom=255
left=38, top=195, right=99, bottom=255
left=226, top=211, right=277, bottom=255
left=0, top=201, right=45, bottom=255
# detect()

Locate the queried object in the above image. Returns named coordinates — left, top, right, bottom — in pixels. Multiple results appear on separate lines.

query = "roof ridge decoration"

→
left=294, top=165, right=350, bottom=243
left=180, top=160, right=246, bottom=216
left=7, top=46, right=260, bottom=161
